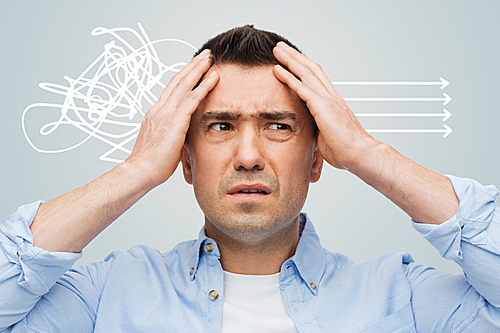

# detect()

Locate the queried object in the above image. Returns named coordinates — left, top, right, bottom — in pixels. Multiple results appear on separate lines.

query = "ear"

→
left=181, top=144, right=193, bottom=185
left=310, top=147, right=323, bottom=183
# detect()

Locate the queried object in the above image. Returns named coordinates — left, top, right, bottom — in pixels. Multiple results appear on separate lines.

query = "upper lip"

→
left=228, top=184, right=272, bottom=195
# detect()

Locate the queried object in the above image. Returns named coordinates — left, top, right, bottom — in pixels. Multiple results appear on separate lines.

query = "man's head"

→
left=181, top=25, right=323, bottom=245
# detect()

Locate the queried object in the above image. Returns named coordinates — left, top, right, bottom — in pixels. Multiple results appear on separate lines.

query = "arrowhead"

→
left=439, top=77, right=450, bottom=89
left=443, top=93, right=452, bottom=106
left=442, top=109, right=452, bottom=121
left=443, top=124, right=453, bottom=138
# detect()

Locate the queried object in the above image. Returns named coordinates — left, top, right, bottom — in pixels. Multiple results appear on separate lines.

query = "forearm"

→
left=349, top=142, right=459, bottom=225
left=30, top=161, right=155, bottom=253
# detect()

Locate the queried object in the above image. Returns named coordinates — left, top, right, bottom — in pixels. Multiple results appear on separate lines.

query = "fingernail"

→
left=277, top=41, right=288, bottom=49
left=201, top=49, right=210, bottom=57
left=209, top=70, right=217, bottom=77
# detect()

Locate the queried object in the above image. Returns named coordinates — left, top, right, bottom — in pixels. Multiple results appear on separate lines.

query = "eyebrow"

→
left=258, top=111, right=298, bottom=122
left=199, top=110, right=298, bottom=123
left=200, top=111, right=241, bottom=123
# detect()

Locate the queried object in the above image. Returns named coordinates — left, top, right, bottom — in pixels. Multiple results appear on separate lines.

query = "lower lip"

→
left=229, top=193, right=269, bottom=199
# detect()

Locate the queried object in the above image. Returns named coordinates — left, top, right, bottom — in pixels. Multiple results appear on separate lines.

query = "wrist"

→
left=112, top=160, right=159, bottom=196
left=347, top=140, right=401, bottom=192
left=345, top=138, right=387, bottom=174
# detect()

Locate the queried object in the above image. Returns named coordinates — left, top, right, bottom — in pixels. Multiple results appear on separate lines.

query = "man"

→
left=0, top=25, right=499, bottom=332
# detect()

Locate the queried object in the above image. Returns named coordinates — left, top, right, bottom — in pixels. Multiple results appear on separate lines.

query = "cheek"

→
left=269, top=145, right=313, bottom=219
left=190, top=153, right=218, bottom=213
left=190, top=144, right=231, bottom=191
left=191, top=154, right=213, bottom=187
left=272, top=143, right=314, bottom=182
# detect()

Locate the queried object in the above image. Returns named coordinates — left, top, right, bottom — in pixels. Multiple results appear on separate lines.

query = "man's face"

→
left=182, top=64, right=322, bottom=243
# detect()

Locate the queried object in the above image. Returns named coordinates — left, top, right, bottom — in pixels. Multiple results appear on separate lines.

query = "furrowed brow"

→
left=199, top=111, right=241, bottom=123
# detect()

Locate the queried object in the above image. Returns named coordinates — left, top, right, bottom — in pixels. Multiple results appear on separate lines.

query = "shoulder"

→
left=68, top=240, right=198, bottom=286
left=101, top=240, right=197, bottom=265
left=323, top=251, right=416, bottom=288
left=74, top=240, right=197, bottom=277
left=324, top=249, right=414, bottom=271
left=317, top=251, right=417, bottom=320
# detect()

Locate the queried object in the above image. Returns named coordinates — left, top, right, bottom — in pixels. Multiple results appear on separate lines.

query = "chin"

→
left=206, top=208, right=298, bottom=240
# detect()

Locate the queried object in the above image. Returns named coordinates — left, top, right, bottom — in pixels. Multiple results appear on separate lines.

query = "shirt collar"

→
left=188, top=226, right=218, bottom=281
left=286, top=213, right=326, bottom=296
left=188, top=212, right=327, bottom=295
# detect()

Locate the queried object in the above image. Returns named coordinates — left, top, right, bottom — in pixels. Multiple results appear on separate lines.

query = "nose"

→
left=233, top=126, right=265, bottom=171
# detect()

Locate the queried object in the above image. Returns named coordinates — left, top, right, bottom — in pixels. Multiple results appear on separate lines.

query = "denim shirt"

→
left=0, top=175, right=499, bottom=332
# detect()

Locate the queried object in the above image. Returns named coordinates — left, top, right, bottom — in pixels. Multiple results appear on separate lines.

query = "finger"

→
left=157, top=49, right=213, bottom=106
left=273, top=42, right=337, bottom=97
left=275, top=42, right=333, bottom=90
left=273, top=64, right=325, bottom=115
left=136, top=71, right=219, bottom=166
left=166, top=52, right=215, bottom=105
left=176, top=70, right=220, bottom=120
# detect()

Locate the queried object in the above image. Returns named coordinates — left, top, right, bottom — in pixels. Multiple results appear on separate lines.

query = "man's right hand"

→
left=125, top=49, right=219, bottom=187
left=28, top=50, right=218, bottom=253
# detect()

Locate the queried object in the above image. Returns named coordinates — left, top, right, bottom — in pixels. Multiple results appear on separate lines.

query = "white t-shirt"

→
left=220, top=270, right=299, bottom=333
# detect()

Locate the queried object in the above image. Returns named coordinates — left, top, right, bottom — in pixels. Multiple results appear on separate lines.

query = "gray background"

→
left=1, top=0, right=499, bottom=274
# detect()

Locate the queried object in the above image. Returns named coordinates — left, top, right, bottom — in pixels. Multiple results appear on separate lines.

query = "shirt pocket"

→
left=360, top=303, right=416, bottom=333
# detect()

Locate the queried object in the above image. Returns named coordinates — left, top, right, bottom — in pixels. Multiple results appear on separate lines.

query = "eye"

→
left=209, top=122, right=232, bottom=131
left=266, top=123, right=291, bottom=131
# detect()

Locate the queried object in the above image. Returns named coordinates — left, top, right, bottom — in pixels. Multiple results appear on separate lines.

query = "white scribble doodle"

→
left=22, top=23, right=197, bottom=163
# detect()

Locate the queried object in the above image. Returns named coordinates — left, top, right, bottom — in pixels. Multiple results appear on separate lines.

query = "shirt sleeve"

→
left=408, top=175, right=500, bottom=331
left=0, top=201, right=99, bottom=332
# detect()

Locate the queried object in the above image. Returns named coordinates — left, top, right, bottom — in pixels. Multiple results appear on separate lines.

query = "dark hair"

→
left=193, top=24, right=302, bottom=67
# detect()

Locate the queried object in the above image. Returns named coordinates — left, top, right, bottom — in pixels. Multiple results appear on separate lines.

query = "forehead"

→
left=196, top=64, right=307, bottom=117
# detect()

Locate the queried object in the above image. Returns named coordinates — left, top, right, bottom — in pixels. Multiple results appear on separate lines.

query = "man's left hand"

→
left=272, top=41, right=459, bottom=224
left=272, top=41, right=380, bottom=171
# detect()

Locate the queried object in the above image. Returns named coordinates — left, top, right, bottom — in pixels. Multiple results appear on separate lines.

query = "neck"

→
left=204, top=215, right=301, bottom=275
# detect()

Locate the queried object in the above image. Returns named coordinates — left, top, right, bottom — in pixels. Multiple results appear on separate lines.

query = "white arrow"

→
left=345, top=93, right=452, bottom=106
left=366, top=124, right=452, bottom=138
left=355, top=109, right=451, bottom=121
left=332, top=77, right=449, bottom=89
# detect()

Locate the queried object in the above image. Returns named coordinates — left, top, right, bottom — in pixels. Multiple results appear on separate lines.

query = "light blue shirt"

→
left=0, top=175, right=499, bottom=332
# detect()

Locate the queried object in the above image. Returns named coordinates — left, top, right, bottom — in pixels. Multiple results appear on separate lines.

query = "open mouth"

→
left=236, top=189, right=267, bottom=194
left=228, top=184, right=272, bottom=198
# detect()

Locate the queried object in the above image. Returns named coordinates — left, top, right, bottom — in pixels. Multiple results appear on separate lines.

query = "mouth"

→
left=228, top=184, right=272, bottom=198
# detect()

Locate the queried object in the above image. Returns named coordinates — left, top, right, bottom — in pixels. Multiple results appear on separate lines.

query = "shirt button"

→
left=190, top=267, right=195, bottom=275
left=204, top=242, right=214, bottom=253
left=310, top=282, right=317, bottom=290
left=208, top=289, right=219, bottom=300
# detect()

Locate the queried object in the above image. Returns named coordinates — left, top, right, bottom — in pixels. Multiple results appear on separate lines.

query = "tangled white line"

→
left=22, top=23, right=197, bottom=163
